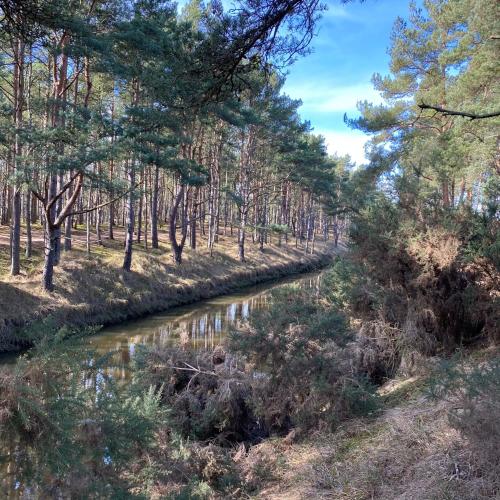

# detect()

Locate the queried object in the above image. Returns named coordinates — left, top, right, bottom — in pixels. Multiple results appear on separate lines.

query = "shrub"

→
left=0, top=334, right=163, bottom=498
left=135, top=286, right=379, bottom=442
left=321, top=257, right=378, bottom=314
left=427, top=354, right=500, bottom=495
left=133, top=346, right=259, bottom=442
left=229, top=286, right=379, bottom=432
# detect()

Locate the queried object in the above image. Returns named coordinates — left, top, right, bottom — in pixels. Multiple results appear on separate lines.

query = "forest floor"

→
left=244, top=347, right=499, bottom=500
left=0, top=224, right=339, bottom=351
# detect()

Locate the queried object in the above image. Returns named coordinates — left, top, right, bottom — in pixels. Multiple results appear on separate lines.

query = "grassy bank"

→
left=235, top=348, right=500, bottom=500
left=0, top=228, right=337, bottom=352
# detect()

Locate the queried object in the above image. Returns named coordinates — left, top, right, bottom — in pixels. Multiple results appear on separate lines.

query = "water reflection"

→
left=88, top=271, right=322, bottom=379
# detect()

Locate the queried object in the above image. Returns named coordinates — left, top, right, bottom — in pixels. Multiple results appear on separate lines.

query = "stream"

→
left=87, top=269, right=322, bottom=379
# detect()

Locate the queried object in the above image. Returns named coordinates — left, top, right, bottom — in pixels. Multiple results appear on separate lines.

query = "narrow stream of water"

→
left=87, top=269, right=322, bottom=378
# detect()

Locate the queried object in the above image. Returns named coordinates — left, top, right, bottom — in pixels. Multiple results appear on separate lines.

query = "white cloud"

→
left=322, top=5, right=352, bottom=19
left=284, top=82, right=383, bottom=114
left=318, top=130, right=370, bottom=165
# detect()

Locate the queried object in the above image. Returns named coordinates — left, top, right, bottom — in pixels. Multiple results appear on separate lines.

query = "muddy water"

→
left=87, top=270, right=322, bottom=378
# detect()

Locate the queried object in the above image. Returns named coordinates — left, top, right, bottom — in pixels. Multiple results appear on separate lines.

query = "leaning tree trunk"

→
left=169, top=183, right=187, bottom=264
left=37, top=171, right=83, bottom=291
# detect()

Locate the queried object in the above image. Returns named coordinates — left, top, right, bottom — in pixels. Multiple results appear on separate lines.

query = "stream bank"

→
left=0, top=240, right=339, bottom=353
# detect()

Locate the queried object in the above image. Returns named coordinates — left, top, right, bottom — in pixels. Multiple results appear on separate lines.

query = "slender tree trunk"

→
left=64, top=213, right=72, bottom=250
left=108, top=96, right=115, bottom=240
left=123, top=162, right=135, bottom=271
left=144, top=172, right=149, bottom=250
left=151, top=165, right=159, bottom=249
left=10, top=38, right=25, bottom=276
left=63, top=172, right=73, bottom=251
left=86, top=210, right=91, bottom=254
left=137, top=169, right=143, bottom=243
left=123, top=80, right=139, bottom=270
left=442, top=181, right=450, bottom=208
left=96, top=208, right=102, bottom=245
left=53, top=173, right=64, bottom=265
left=25, top=191, right=32, bottom=258
left=42, top=224, right=59, bottom=292
left=11, top=190, right=21, bottom=275
left=238, top=209, right=247, bottom=262
left=237, top=128, right=252, bottom=262
left=169, top=183, right=186, bottom=264
left=190, top=187, right=198, bottom=250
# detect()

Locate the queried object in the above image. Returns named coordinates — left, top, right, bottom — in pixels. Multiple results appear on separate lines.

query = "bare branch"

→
left=63, top=179, right=145, bottom=219
left=418, top=103, right=500, bottom=120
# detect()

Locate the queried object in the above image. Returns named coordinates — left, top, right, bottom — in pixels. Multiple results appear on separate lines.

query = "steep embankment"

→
left=0, top=235, right=338, bottom=352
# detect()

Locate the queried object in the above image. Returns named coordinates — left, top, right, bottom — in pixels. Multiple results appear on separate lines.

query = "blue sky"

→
left=282, top=0, right=415, bottom=164
left=177, top=0, right=416, bottom=164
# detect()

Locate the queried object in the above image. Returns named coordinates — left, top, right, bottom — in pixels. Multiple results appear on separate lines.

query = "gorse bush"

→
left=427, top=354, right=500, bottom=494
left=133, top=346, right=258, bottom=443
left=134, top=286, right=379, bottom=444
left=229, top=286, right=379, bottom=431
left=334, top=191, right=499, bottom=380
left=0, top=333, right=163, bottom=498
left=321, top=257, right=380, bottom=314
left=460, top=207, right=500, bottom=271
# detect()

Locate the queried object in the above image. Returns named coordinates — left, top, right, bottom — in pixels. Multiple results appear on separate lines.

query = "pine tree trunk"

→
left=63, top=174, right=73, bottom=251
left=25, top=191, right=32, bottom=258
left=64, top=214, right=72, bottom=251
left=10, top=190, right=21, bottom=275
left=238, top=214, right=246, bottom=262
left=137, top=170, right=143, bottom=243
left=190, top=187, right=197, bottom=250
left=333, top=218, right=339, bottom=248
left=442, top=182, right=450, bottom=208
left=151, top=165, right=159, bottom=249
left=96, top=208, right=102, bottom=245
left=169, top=183, right=186, bottom=264
left=123, top=163, right=135, bottom=271
left=108, top=98, right=115, bottom=240
left=42, top=224, right=60, bottom=291
left=10, top=38, right=25, bottom=276
left=86, top=211, right=91, bottom=254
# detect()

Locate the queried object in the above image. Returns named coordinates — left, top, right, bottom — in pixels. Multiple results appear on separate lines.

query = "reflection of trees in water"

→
left=94, top=273, right=322, bottom=379
left=154, top=295, right=269, bottom=350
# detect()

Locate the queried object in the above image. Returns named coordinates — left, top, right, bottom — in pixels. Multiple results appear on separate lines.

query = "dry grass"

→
left=245, top=354, right=499, bottom=500
left=0, top=225, right=338, bottom=351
